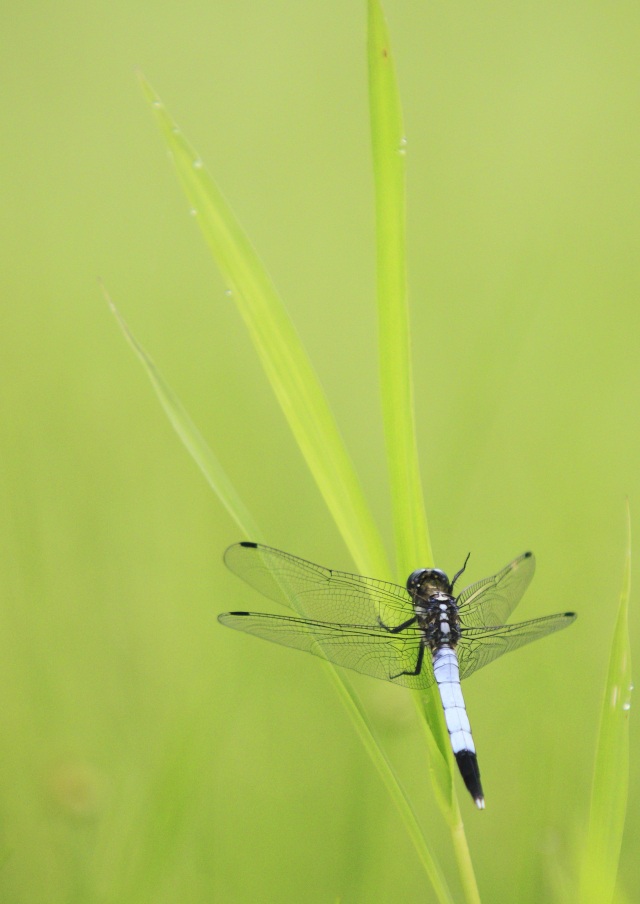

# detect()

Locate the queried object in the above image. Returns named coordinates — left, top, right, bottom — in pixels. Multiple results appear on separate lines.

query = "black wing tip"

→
left=524, top=551, right=533, bottom=559
left=228, top=611, right=251, bottom=616
left=240, top=541, right=259, bottom=548
left=565, top=611, right=577, bottom=618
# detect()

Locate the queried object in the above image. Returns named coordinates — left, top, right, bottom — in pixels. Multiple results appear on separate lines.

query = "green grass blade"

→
left=327, top=671, right=456, bottom=904
left=103, top=286, right=260, bottom=540
left=138, top=75, right=389, bottom=581
left=105, top=287, right=454, bottom=903
left=579, top=505, right=632, bottom=904
left=367, top=6, right=479, bottom=902
left=368, top=0, right=454, bottom=819
left=367, top=0, right=432, bottom=582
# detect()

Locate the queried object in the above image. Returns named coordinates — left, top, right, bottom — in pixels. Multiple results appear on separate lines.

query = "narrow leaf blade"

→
left=368, top=0, right=458, bottom=839
left=367, top=0, right=433, bottom=580
left=107, top=285, right=456, bottom=903
left=580, top=505, right=632, bottom=904
left=139, top=75, right=389, bottom=580
left=104, top=286, right=261, bottom=540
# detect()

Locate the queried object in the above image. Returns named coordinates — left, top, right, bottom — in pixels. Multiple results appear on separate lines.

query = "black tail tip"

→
left=455, top=750, right=484, bottom=809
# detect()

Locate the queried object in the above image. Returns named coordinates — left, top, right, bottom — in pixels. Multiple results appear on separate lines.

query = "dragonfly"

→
left=218, top=542, right=577, bottom=808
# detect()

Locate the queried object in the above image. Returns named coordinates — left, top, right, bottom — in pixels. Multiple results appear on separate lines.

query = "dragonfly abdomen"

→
left=432, top=645, right=485, bottom=809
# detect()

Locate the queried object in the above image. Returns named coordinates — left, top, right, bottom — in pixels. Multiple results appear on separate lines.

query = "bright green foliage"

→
left=1, top=1, right=639, bottom=903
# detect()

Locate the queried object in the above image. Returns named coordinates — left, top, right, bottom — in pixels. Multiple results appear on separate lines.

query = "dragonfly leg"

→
left=377, top=614, right=417, bottom=634
left=390, top=642, right=424, bottom=680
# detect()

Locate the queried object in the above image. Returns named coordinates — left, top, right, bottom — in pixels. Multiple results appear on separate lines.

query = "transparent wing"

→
left=224, top=542, right=412, bottom=625
left=456, top=552, right=536, bottom=627
left=218, top=611, right=433, bottom=689
left=457, top=612, right=577, bottom=680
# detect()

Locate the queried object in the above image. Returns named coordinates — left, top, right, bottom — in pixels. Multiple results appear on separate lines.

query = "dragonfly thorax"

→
left=418, top=594, right=462, bottom=649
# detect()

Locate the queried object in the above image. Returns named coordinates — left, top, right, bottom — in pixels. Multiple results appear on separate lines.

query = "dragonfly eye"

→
left=406, top=568, right=451, bottom=595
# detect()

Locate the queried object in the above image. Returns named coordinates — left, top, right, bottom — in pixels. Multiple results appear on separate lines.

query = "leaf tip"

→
left=137, top=71, right=161, bottom=109
left=99, top=280, right=122, bottom=322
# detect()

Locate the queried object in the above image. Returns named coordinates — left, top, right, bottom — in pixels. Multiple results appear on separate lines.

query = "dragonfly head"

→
left=406, top=568, right=452, bottom=598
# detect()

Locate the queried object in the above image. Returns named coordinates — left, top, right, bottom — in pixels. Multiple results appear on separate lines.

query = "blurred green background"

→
left=1, top=1, right=638, bottom=901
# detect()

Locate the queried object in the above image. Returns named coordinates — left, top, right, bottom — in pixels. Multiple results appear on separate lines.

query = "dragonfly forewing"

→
left=224, top=542, right=413, bottom=625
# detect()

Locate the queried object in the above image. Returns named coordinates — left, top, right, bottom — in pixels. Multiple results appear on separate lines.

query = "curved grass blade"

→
left=579, top=504, right=632, bottom=904
left=138, top=75, right=388, bottom=583
left=103, top=285, right=260, bottom=539
left=104, top=287, right=454, bottom=904
left=335, top=679, right=455, bottom=904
